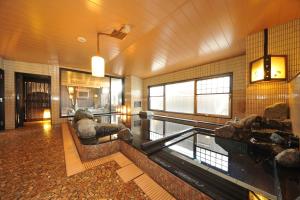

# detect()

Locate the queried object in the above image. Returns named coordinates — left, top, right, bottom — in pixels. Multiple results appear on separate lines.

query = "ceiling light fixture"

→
left=250, top=29, right=287, bottom=83
left=91, top=25, right=131, bottom=77
left=77, top=36, right=87, bottom=43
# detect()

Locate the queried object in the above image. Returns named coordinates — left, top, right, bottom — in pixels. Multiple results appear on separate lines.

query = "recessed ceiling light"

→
left=77, top=36, right=87, bottom=43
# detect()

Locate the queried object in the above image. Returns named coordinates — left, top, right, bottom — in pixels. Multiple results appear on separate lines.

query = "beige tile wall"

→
left=125, top=75, right=143, bottom=115
left=1, top=59, right=67, bottom=129
left=143, top=55, right=246, bottom=124
left=289, top=74, right=300, bottom=136
left=246, top=19, right=300, bottom=115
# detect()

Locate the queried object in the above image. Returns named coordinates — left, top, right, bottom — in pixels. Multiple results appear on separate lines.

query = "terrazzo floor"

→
left=0, top=122, right=149, bottom=200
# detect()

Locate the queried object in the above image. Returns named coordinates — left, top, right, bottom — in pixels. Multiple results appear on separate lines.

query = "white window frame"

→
left=196, top=74, right=232, bottom=118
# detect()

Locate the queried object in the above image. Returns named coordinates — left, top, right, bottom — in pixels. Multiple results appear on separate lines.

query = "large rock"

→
left=263, top=102, right=289, bottom=120
left=275, top=149, right=300, bottom=168
left=281, top=119, right=292, bottom=130
left=117, top=128, right=133, bottom=141
left=270, top=132, right=285, bottom=144
left=215, top=125, right=236, bottom=138
left=240, top=114, right=262, bottom=129
left=95, top=123, right=126, bottom=137
left=139, top=111, right=154, bottom=119
left=74, top=109, right=94, bottom=123
left=77, top=118, right=96, bottom=138
left=226, top=114, right=262, bottom=129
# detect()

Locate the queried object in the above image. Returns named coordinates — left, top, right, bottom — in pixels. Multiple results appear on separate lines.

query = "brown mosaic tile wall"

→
left=143, top=55, right=246, bottom=124
left=119, top=141, right=211, bottom=200
left=246, top=19, right=300, bottom=116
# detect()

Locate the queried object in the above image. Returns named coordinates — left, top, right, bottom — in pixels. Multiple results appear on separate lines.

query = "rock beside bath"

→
left=74, top=109, right=94, bottom=123
left=95, top=123, right=126, bottom=137
left=270, top=132, right=285, bottom=144
left=215, top=125, right=236, bottom=138
left=77, top=118, right=96, bottom=138
left=139, top=111, right=154, bottom=119
left=240, top=114, right=262, bottom=129
left=263, top=102, right=289, bottom=121
left=226, top=114, right=262, bottom=129
left=275, top=149, right=300, bottom=168
left=117, top=128, right=133, bottom=141
left=282, top=119, right=292, bottom=130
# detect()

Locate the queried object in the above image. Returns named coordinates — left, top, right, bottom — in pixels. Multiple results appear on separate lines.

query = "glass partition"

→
left=60, top=69, right=123, bottom=117
left=111, top=78, right=123, bottom=112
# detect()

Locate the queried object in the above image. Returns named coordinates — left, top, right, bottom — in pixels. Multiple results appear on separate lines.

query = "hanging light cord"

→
left=97, top=33, right=100, bottom=55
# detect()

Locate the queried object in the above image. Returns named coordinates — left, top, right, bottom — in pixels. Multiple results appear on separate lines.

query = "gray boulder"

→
left=270, top=133, right=285, bottom=144
left=215, top=125, right=236, bottom=138
left=275, top=149, right=300, bottom=168
left=117, top=128, right=133, bottom=141
left=226, top=114, right=262, bottom=129
left=139, top=111, right=154, bottom=119
left=263, top=102, right=289, bottom=120
left=95, top=123, right=126, bottom=137
left=74, top=109, right=94, bottom=123
left=77, top=118, right=96, bottom=138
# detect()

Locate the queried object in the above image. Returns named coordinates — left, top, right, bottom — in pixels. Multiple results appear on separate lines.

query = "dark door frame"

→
left=15, top=72, right=51, bottom=127
left=0, top=69, right=5, bottom=130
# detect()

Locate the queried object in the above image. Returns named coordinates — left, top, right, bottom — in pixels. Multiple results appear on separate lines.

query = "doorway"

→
left=0, top=69, right=4, bottom=130
left=15, top=73, right=51, bottom=127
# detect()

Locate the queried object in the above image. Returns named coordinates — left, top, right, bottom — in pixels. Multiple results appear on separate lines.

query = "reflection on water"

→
left=161, top=132, right=229, bottom=172
left=196, top=147, right=228, bottom=172
left=148, top=119, right=193, bottom=141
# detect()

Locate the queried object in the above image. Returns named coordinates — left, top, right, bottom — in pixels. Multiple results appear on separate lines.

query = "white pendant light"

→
left=91, top=26, right=130, bottom=77
left=91, top=56, right=105, bottom=77
left=91, top=33, right=105, bottom=77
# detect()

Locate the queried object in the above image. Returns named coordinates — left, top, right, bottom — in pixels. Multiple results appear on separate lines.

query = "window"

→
left=165, top=81, right=194, bottom=113
left=60, top=69, right=123, bottom=117
left=148, top=74, right=232, bottom=118
left=196, top=76, right=231, bottom=117
left=149, top=86, right=164, bottom=110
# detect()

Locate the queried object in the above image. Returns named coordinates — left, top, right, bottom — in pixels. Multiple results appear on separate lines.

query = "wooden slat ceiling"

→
left=0, top=0, right=300, bottom=78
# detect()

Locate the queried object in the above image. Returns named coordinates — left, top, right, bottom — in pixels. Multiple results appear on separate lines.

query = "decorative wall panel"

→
left=246, top=19, right=300, bottom=116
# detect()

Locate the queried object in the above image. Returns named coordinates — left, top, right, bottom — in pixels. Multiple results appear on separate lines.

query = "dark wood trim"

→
left=0, top=69, right=5, bottom=130
left=15, top=72, right=52, bottom=124
left=59, top=67, right=123, bottom=78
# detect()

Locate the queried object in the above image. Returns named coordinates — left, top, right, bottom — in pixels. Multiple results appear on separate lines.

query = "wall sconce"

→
left=250, top=29, right=287, bottom=83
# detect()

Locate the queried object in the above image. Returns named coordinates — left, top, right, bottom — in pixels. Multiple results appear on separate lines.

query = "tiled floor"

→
left=62, top=122, right=175, bottom=200
left=0, top=122, right=149, bottom=199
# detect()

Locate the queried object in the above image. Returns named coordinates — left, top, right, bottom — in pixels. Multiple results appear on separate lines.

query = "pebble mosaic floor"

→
left=0, top=122, right=149, bottom=200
